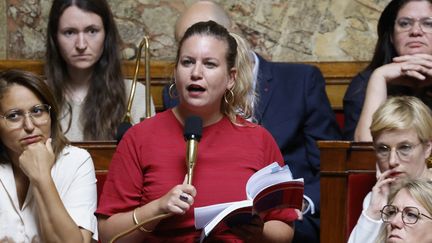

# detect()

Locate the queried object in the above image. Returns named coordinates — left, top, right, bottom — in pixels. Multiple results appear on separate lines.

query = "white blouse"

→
left=0, top=146, right=98, bottom=242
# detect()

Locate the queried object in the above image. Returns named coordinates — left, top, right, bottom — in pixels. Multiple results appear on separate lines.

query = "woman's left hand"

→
left=392, top=54, right=432, bottom=86
left=19, top=138, right=55, bottom=183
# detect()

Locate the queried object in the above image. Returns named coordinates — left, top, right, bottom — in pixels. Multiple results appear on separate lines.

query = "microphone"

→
left=184, top=116, right=203, bottom=185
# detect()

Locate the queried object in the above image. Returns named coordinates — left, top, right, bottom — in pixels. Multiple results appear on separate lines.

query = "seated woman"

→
left=343, top=0, right=432, bottom=140
left=377, top=179, right=432, bottom=242
left=96, top=21, right=298, bottom=242
left=348, top=96, right=432, bottom=243
left=0, top=70, right=97, bottom=242
left=45, top=0, right=154, bottom=141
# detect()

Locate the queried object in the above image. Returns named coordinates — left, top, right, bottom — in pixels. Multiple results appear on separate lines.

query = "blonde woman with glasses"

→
left=0, top=70, right=97, bottom=242
left=349, top=96, right=432, bottom=243
left=377, top=179, right=432, bottom=242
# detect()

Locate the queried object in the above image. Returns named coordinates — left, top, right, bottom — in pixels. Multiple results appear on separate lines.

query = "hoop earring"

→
left=169, top=82, right=178, bottom=99
left=224, top=89, right=234, bottom=105
left=427, top=156, right=432, bottom=168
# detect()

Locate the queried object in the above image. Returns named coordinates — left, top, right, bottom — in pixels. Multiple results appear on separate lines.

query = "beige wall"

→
left=0, top=0, right=391, bottom=62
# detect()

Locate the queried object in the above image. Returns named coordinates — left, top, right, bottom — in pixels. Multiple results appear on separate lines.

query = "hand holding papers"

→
left=194, top=162, right=304, bottom=242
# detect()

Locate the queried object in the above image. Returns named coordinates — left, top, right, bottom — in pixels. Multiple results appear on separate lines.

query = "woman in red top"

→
left=97, top=21, right=297, bottom=242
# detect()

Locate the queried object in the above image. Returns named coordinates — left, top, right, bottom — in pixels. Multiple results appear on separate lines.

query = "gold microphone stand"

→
left=123, top=35, right=152, bottom=124
left=110, top=37, right=167, bottom=243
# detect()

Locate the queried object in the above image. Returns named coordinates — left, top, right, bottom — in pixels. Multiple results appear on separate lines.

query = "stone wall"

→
left=0, top=0, right=391, bottom=62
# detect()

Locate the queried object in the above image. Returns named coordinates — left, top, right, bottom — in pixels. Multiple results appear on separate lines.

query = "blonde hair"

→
left=371, top=96, right=432, bottom=143
left=389, top=179, right=432, bottom=215
left=228, top=32, right=255, bottom=121
left=376, top=179, right=432, bottom=242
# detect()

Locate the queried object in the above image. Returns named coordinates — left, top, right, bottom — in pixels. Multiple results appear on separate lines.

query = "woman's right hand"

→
left=156, top=177, right=197, bottom=215
left=365, top=168, right=397, bottom=220
left=18, top=138, right=55, bottom=185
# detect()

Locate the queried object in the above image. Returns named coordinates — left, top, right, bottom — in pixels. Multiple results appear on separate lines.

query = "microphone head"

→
left=115, top=122, right=132, bottom=143
left=184, top=116, right=203, bottom=141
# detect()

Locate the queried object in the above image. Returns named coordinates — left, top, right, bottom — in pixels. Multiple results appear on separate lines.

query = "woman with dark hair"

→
left=343, top=0, right=432, bottom=141
left=45, top=0, right=154, bottom=141
left=0, top=70, right=97, bottom=242
left=96, top=21, right=298, bottom=242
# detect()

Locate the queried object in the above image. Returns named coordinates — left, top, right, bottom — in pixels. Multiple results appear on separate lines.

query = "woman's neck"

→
left=66, top=68, right=93, bottom=103
left=173, top=106, right=224, bottom=127
left=67, top=66, right=93, bottom=85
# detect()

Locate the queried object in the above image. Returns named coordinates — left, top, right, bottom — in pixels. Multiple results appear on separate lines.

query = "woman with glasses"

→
left=343, top=0, right=432, bottom=141
left=377, top=179, right=432, bottom=242
left=0, top=70, right=98, bottom=242
left=348, top=96, right=432, bottom=243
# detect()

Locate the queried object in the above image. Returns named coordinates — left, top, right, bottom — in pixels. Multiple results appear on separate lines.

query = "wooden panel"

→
left=0, top=60, right=45, bottom=74
left=325, top=84, right=346, bottom=110
left=319, top=140, right=376, bottom=243
left=310, top=61, right=368, bottom=79
left=72, top=141, right=116, bottom=172
left=308, top=61, right=369, bottom=110
left=0, top=59, right=369, bottom=112
left=0, top=59, right=175, bottom=78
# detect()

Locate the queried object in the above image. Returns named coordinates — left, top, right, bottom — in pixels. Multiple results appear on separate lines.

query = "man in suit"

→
left=164, top=1, right=342, bottom=242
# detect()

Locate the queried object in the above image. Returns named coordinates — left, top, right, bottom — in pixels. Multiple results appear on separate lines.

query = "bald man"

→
left=174, top=1, right=232, bottom=41
left=164, top=1, right=342, bottom=242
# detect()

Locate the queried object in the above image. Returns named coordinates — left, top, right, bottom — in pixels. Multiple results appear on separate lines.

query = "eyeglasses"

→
left=0, top=104, right=51, bottom=129
left=373, top=142, right=421, bottom=161
left=394, top=17, right=432, bottom=33
left=381, top=205, right=432, bottom=225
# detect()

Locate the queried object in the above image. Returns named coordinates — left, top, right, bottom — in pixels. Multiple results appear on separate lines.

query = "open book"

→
left=194, top=162, right=304, bottom=242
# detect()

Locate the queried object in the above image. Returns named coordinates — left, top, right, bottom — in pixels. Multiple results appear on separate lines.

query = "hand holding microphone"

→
left=109, top=116, right=202, bottom=243
left=184, top=116, right=203, bottom=185
left=157, top=176, right=197, bottom=215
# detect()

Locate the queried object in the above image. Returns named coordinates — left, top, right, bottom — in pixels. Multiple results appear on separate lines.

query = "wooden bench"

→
left=0, top=59, right=368, bottom=114
left=319, top=140, right=376, bottom=243
left=71, top=141, right=116, bottom=198
left=72, top=141, right=116, bottom=172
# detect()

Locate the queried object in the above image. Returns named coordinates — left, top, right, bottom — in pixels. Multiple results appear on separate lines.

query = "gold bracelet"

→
left=132, top=208, right=154, bottom=233
left=132, top=208, right=139, bottom=225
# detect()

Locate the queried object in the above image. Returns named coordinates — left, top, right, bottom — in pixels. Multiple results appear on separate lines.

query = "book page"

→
left=194, top=201, right=234, bottom=229
left=201, top=200, right=252, bottom=239
left=246, top=162, right=297, bottom=199
left=253, top=180, right=304, bottom=215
